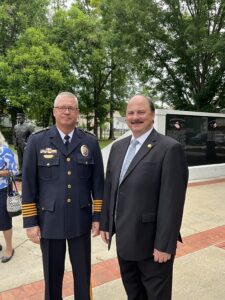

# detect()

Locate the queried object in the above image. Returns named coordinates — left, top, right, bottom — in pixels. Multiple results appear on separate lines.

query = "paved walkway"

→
left=0, top=178, right=225, bottom=300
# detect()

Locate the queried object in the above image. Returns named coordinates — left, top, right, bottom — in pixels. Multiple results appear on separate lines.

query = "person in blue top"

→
left=0, top=131, right=18, bottom=263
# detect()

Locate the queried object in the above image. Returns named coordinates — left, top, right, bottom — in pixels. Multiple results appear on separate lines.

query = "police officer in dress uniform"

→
left=13, top=113, right=34, bottom=171
left=22, top=92, right=104, bottom=300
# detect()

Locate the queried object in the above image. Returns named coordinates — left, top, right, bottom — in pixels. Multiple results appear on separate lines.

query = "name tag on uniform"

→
left=40, top=148, right=57, bottom=159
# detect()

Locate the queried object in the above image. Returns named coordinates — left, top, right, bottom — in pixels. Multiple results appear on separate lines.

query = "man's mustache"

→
left=130, top=120, right=143, bottom=124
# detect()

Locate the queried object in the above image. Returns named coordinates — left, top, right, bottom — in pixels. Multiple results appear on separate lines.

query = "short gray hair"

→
left=0, top=131, right=8, bottom=147
left=54, top=92, right=79, bottom=108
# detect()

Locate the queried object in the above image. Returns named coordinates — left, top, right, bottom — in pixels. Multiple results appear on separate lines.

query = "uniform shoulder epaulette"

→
left=80, top=128, right=96, bottom=136
left=32, top=127, right=50, bottom=135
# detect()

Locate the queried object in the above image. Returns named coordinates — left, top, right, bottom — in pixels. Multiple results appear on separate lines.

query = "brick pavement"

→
left=0, top=178, right=225, bottom=300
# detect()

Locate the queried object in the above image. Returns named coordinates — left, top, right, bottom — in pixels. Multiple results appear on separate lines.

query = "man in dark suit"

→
left=22, top=92, right=104, bottom=300
left=100, top=95, right=188, bottom=300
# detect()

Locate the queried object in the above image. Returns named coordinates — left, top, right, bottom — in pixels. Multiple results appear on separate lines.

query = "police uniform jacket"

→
left=22, top=125, right=104, bottom=239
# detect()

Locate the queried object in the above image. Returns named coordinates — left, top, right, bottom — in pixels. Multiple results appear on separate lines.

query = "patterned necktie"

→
left=64, top=135, right=70, bottom=149
left=119, top=139, right=139, bottom=183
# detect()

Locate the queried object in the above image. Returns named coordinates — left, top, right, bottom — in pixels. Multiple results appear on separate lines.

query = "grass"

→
left=9, top=144, right=16, bottom=153
left=99, top=139, right=114, bottom=149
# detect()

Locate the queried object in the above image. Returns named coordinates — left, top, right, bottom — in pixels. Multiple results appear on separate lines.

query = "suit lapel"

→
left=121, top=129, right=158, bottom=183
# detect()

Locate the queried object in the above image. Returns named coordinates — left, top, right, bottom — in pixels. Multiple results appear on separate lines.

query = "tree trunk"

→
left=100, top=126, right=103, bottom=140
left=109, top=62, right=115, bottom=140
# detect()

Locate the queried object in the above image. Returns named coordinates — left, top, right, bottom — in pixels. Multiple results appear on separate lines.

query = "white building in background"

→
left=112, top=111, right=129, bottom=131
left=79, top=111, right=128, bottom=135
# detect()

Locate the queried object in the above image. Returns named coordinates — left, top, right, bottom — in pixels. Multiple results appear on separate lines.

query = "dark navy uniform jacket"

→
left=22, top=125, right=104, bottom=239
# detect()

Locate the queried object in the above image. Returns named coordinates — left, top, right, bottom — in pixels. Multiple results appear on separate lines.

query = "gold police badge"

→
left=80, top=145, right=89, bottom=157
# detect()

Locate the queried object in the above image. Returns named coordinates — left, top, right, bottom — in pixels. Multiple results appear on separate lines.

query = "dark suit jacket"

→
left=22, top=126, right=104, bottom=239
left=100, top=128, right=188, bottom=261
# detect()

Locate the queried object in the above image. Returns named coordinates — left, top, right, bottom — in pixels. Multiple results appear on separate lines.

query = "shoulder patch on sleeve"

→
left=32, top=127, right=50, bottom=135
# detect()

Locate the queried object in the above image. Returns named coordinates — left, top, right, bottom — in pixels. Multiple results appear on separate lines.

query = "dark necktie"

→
left=64, top=135, right=70, bottom=149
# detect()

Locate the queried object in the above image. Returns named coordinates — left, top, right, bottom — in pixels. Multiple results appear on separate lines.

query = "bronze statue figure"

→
left=13, top=113, right=34, bottom=171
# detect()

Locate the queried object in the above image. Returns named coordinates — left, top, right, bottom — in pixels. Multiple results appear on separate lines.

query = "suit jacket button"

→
left=68, top=184, right=72, bottom=189
left=67, top=198, right=71, bottom=203
left=67, top=171, right=71, bottom=175
left=66, top=157, right=71, bottom=162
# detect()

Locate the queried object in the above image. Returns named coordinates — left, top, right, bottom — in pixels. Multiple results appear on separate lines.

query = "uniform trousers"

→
left=118, top=254, right=174, bottom=300
left=40, top=233, right=91, bottom=300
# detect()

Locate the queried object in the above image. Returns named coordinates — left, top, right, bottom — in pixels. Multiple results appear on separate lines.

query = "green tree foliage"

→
left=0, top=0, right=50, bottom=124
left=100, top=0, right=131, bottom=138
left=49, top=2, right=120, bottom=135
left=5, top=28, right=75, bottom=126
left=0, top=0, right=49, bottom=55
left=1, top=0, right=224, bottom=134
left=106, top=0, right=225, bottom=112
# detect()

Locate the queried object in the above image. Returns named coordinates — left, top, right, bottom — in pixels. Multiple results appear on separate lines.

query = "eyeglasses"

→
left=54, top=106, right=78, bottom=112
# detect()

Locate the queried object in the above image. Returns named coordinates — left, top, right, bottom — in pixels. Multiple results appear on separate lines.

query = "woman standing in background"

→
left=0, top=131, right=18, bottom=263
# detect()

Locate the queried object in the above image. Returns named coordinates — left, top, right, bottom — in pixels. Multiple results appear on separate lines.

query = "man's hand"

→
left=100, top=231, right=110, bottom=244
left=153, top=248, right=171, bottom=263
left=26, top=226, right=41, bottom=244
left=92, top=222, right=100, bottom=237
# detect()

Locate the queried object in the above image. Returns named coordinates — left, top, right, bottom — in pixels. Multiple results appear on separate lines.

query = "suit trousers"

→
left=40, top=234, right=91, bottom=300
left=118, top=254, right=174, bottom=300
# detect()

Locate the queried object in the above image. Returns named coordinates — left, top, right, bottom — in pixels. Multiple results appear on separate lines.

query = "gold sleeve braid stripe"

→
left=22, top=203, right=37, bottom=217
left=93, top=200, right=102, bottom=212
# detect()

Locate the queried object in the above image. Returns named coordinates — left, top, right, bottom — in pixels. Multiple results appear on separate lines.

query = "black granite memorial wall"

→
left=166, top=114, right=225, bottom=166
